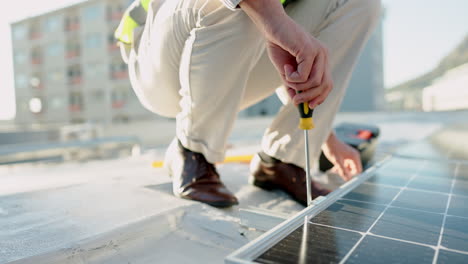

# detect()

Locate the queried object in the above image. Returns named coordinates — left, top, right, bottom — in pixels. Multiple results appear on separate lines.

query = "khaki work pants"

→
left=128, top=0, right=381, bottom=171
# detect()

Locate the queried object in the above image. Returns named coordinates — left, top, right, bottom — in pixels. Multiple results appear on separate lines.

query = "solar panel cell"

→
left=407, top=176, right=453, bottom=193
left=311, top=199, right=385, bottom=232
left=419, top=163, right=456, bottom=179
left=452, top=179, right=468, bottom=197
left=366, top=170, right=411, bottom=187
left=346, top=235, right=435, bottom=264
left=343, top=183, right=400, bottom=205
left=396, top=141, right=449, bottom=160
left=442, top=216, right=468, bottom=252
left=381, top=158, right=424, bottom=174
left=457, top=164, right=468, bottom=179
left=447, top=195, right=468, bottom=218
left=370, top=207, right=444, bottom=245
left=256, top=223, right=362, bottom=264
left=437, top=249, right=468, bottom=264
left=392, top=189, right=449, bottom=214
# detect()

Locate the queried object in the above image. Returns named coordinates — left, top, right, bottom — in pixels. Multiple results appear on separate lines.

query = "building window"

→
left=92, top=89, right=105, bottom=100
left=29, top=97, right=44, bottom=114
left=44, top=16, right=61, bottom=33
left=29, top=22, right=41, bottom=39
left=30, top=74, right=43, bottom=90
left=111, top=87, right=129, bottom=108
left=67, top=65, right=82, bottom=85
left=46, top=43, right=63, bottom=57
left=15, top=74, right=28, bottom=88
left=90, top=89, right=105, bottom=104
left=31, top=47, right=43, bottom=65
left=85, top=34, right=101, bottom=49
left=18, top=99, right=30, bottom=114
left=13, top=24, right=27, bottom=40
left=69, top=92, right=84, bottom=112
left=50, top=97, right=65, bottom=110
left=14, top=52, right=27, bottom=64
left=107, top=3, right=124, bottom=21
left=83, top=5, right=101, bottom=21
left=110, top=61, right=128, bottom=79
left=108, top=33, right=118, bottom=51
left=47, top=69, right=63, bottom=83
left=85, top=63, right=106, bottom=78
left=65, top=15, right=80, bottom=31
left=66, top=40, right=80, bottom=58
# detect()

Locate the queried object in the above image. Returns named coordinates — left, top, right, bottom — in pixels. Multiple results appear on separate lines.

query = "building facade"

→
left=385, top=88, right=423, bottom=111
left=340, top=18, right=385, bottom=112
left=422, top=63, right=468, bottom=112
left=11, top=0, right=152, bottom=125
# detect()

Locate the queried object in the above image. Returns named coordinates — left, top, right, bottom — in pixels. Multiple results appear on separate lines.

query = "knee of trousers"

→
left=359, top=0, right=382, bottom=25
left=129, top=70, right=181, bottom=118
left=128, top=58, right=181, bottom=118
left=349, top=0, right=382, bottom=27
left=136, top=89, right=181, bottom=118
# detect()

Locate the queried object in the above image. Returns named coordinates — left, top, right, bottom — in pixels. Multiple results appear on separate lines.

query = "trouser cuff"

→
left=176, top=130, right=225, bottom=164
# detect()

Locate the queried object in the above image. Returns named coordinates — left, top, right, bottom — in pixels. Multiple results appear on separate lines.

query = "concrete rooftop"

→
left=1, top=111, right=467, bottom=264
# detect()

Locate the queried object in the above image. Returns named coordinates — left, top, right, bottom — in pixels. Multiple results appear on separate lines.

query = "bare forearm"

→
left=326, top=131, right=337, bottom=145
left=323, top=131, right=338, bottom=151
left=240, top=0, right=333, bottom=108
left=239, top=0, right=289, bottom=40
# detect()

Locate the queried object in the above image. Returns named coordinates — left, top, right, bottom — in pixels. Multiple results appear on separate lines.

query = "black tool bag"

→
left=319, top=122, right=380, bottom=172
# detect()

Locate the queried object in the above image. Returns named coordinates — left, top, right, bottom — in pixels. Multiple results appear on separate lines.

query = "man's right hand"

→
left=240, top=0, right=333, bottom=109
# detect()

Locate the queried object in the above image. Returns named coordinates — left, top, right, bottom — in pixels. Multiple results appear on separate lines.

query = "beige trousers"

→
left=129, top=0, right=381, bottom=170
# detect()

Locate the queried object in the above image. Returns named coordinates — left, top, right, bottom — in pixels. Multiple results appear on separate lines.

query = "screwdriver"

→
left=297, top=98, right=314, bottom=207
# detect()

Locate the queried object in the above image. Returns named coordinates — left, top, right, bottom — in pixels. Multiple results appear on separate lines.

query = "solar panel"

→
left=226, top=157, right=468, bottom=264
left=395, top=135, right=468, bottom=161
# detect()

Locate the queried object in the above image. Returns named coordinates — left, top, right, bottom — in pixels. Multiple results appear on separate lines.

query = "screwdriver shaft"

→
left=304, top=130, right=312, bottom=206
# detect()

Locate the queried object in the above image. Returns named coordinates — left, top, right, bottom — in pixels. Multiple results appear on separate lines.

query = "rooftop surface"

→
left=1, top=111, right=467, bottom=264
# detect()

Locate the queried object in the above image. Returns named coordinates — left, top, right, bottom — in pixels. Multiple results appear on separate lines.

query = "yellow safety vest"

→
left=114, top=0, right=151, bottom=45
left=115, top=0, right=292, bottom=45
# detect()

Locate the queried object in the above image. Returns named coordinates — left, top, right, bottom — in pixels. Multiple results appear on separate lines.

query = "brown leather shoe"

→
left=249, top=154, right=330, bottom=206
left=164, top=139, right=238, bottom=208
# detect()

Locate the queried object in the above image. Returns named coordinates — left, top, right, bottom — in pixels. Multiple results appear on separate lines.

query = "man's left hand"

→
left=322, top=132, right=363, bottom=181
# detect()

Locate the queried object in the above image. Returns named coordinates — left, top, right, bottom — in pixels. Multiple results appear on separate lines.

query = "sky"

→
left=0, top=0, right=467, bottom=120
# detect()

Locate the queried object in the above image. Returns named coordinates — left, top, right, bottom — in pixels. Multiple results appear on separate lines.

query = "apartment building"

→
left=11, top=0, right=152, bottom=125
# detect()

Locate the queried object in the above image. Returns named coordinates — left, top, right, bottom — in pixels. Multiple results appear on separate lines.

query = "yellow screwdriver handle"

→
left=297, top=96, right=314, bottom=130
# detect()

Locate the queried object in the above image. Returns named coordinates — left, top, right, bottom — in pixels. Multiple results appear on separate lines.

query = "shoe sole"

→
left=249, top=175, right=309, bottom=206
left=170, top=176, right=238, bottom=208
left=177, top=194, right=238, bottom=208
left=248, top=175, right=277, bottom=191
left=169, top=174, right=238, bottom=208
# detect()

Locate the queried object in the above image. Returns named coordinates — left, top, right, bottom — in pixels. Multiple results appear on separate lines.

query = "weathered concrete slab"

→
left=6, top=205, right=261, bottom=264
